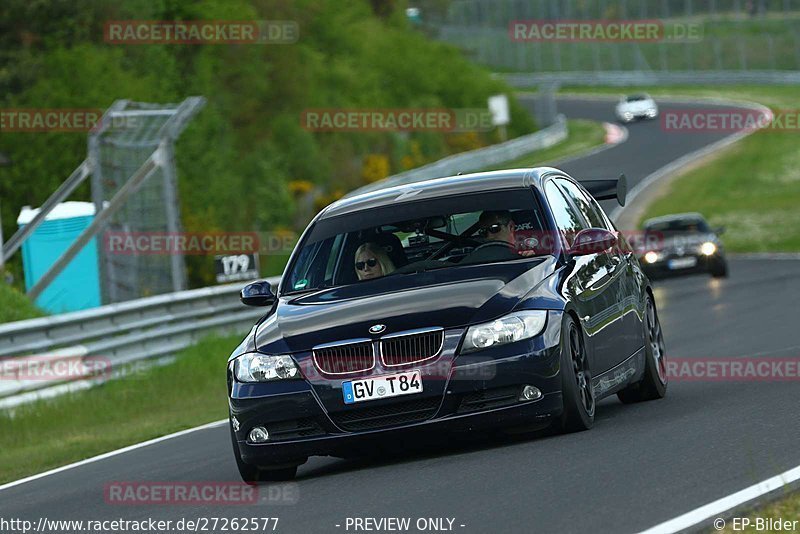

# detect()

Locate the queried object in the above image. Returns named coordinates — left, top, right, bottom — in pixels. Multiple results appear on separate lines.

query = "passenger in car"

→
left=354, top=241, right=396, bottom=280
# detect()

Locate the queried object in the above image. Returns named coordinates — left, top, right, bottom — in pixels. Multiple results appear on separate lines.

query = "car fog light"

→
left=644, top=251, right=659, bottom=264
left=701, top=242, right=717, bottom=256
left=520, top=385, right=542, bottom=401
left=231, top=416, right=240, bottom=432
left=249, top=426, right=269, bottom=443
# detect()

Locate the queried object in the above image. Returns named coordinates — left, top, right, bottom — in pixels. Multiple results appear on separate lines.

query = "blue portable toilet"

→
left=17, top=201, right=101, bottom=313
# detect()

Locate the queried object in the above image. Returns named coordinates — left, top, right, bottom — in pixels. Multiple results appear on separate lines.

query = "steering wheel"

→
left=426, top=235, right=482, bottom=261
left=472, top=240, right=514, bottom=252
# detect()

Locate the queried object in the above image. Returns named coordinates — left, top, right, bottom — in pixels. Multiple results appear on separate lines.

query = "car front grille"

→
left=312, top=328, right=444, bottom=375
left=330, top=396, right=441, bottom=431
left=380, top=328, right=444, bottom=367
left=313, top=341, right=374, bottom=375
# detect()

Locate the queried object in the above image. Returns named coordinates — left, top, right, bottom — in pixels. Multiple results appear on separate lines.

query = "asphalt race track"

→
left=2, top=98, right=799, bottom=534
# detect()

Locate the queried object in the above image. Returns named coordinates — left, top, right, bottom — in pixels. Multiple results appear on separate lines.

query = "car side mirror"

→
left=240, top=280, right=276, bottom=307
left=570, top=228, right=618, bottom=256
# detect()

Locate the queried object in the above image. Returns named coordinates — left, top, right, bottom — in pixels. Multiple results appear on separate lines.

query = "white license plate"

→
left=342, top=370, right=422, bottom=404
left=668, top=257, right=697, bottom=270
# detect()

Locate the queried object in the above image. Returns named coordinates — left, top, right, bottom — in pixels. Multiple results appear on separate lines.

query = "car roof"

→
left=643, top=212, right=706, bottom=226
left=320, top=167, right=567, bottom=219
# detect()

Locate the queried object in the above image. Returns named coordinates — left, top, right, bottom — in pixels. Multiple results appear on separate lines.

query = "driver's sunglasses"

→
left=479, top=221, right=512, bottom=237
left=355, top=258, right=378, bottom=271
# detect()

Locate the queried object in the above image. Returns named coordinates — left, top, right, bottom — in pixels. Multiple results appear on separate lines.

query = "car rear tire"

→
left=618, top=296, right=667, bottom=404
left=230, top=425, right=300, bottom=483
left=553, top=314, right=594, bottom=433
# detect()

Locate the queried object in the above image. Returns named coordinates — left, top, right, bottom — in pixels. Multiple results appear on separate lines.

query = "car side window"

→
left=556, top=178, right=609, bottom=230
left=544, top=180, right=587, bottom=247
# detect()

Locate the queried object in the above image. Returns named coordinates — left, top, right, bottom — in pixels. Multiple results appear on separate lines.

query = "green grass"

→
left=480, top=119, right=606, bottom=172
left=0, top=333, right=240, bottom=484
left=558, top=85, right=800, bottom=252
left=720, top=492, right=800, bottom=533
left=0, top=282, right=45, bottom=323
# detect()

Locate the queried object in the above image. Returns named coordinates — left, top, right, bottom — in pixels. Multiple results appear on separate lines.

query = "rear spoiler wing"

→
left=580, top=173, right=627, bottom=206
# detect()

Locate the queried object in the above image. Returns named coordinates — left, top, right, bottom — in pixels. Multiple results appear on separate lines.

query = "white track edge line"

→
left=0, top=418, right=227, bottom=492
left=638, top=464, right=800, bottom=534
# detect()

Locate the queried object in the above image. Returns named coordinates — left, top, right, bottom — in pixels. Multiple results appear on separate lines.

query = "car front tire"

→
left=553, top=314, right=595, bottom=433
left=230, top=425, right=300, bottom=483
left=710, top=258, right=728, bottom=278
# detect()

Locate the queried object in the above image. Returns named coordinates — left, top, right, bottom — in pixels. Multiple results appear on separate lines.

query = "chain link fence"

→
left=89, top=98, right=204, bottom=304
left=423, top=0, right=800, bottom=73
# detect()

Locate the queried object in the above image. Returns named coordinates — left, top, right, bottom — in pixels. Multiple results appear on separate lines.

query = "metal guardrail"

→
left=501, top=71, right=800, bottom=87
left=0, top=277, right=279, bottom=401
left=349, top=114, right=567, bottom=197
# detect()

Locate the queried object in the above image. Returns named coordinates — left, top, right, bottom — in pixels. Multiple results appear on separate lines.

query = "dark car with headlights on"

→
left=228, top=168, right=668, bottom=482
left=636, top=213, right=728, bottom=279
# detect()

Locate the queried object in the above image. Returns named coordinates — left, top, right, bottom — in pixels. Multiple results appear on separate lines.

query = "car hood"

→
left=255, top=257, right=557, bottom=354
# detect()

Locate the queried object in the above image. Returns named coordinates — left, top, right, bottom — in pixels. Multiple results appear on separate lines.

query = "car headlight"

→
left=700, top=242, right=717, bottom=256
left=644, top=251, right=660, bottom=264
left=461, top=311, right=547, bottom=354
left=235, top=353, right=300, bottom=382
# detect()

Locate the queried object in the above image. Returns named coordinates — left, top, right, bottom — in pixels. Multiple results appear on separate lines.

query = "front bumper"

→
left=229, top=314, right=564, bottom=467
left=617, top=109, right=658, bottom=122
left=640, top=252, right=725, bottom=278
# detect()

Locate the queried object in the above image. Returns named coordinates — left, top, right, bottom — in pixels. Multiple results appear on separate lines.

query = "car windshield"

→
left=283, top=190, right=549, bottom=293
left=645, top=218, right=710, bottom=234
left=626, top=94, right=649, bottom=102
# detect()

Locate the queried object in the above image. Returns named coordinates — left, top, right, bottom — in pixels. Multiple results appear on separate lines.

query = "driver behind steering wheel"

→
left=478, top=210, right=515, bottom=245
left=475, top=210, right=537, bottom=259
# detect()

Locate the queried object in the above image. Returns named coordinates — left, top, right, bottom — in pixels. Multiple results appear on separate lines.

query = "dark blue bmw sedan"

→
left=227, top=167, right=667, bottom=482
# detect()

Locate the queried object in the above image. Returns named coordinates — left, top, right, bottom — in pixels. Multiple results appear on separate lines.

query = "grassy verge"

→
left=479, top=119, right=607, bottom=172
left=0, top=282, right=45, bottom=323
left=720, top=492, right=800, bottom=533
left=0, top=333, right=240, bottom=484
left=559, top=85, right=800, bottom=252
